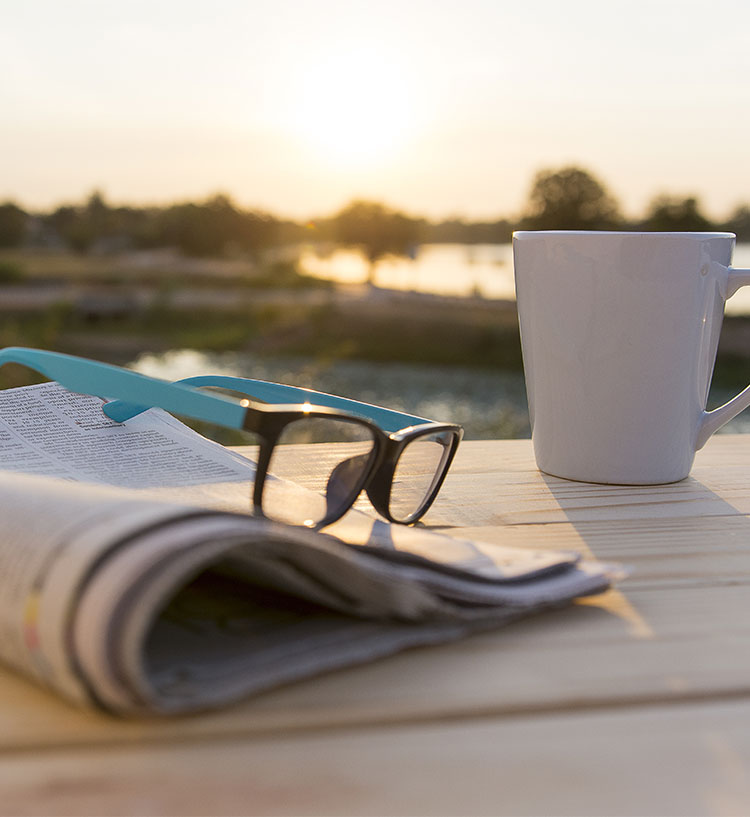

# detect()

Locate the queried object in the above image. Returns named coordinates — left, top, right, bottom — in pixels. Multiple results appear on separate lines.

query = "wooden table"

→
left=3, top=434, right=750, bottom=816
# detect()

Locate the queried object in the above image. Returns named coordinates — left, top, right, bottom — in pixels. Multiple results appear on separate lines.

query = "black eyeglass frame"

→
left=107, top=372, right=464, bottom=527
left=0, top=347, right=463, bottom=530
left=360, top=421, right=463, bottom=525
left=243, top=404, right=462, bottom=528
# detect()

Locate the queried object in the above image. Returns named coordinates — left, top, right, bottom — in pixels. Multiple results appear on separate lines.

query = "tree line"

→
left=1, top=167, right=749, bottom=262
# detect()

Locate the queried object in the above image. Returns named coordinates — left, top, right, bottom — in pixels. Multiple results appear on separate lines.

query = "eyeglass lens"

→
left=263, top=417, right=377, bottom=527
left=388, top=431, right=455, bottom=522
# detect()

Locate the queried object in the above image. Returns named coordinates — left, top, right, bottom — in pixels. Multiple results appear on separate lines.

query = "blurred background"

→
left=2, top=0, right=750, bottom=438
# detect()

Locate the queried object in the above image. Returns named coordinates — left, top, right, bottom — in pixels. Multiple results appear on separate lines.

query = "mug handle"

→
left=696, top=264, right=750, bottom=449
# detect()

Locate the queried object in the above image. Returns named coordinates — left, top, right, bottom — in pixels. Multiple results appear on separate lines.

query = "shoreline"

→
left=0, top=251, right=747, bottom=392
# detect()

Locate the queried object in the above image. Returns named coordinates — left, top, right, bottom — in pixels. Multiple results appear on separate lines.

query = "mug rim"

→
left=513, top=230, right=736, bottom=240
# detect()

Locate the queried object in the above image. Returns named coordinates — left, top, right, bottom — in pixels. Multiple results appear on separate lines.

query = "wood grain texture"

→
left=3, top=699, right=750, bottom=816
left=2, top=434, right=750, bottom=816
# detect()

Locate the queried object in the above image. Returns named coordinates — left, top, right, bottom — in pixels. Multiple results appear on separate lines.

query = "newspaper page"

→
left=0, top=383, right=617, bottom=714
left=0, top=471, right=206, bottom=705
left=0, top=381, right=256, bottom=487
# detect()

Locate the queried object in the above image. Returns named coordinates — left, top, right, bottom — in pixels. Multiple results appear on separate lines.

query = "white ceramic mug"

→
left=513, top=231, right=750, bottom=484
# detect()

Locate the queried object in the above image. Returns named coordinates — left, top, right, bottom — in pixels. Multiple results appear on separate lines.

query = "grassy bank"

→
left=0, top=292, right=523, bottom=370
left=0, top=249, right=748, bottom=393
left=0, top=248, right=330, bottom=290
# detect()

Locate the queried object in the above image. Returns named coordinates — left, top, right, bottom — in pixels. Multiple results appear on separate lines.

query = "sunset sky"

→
left=2, top=0, right=750, bottom=220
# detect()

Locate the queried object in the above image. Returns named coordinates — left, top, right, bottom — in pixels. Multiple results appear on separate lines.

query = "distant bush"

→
left=157, top=194, right=279, bottom=258
left=725, top=205, right=750, bottom=241
left=0, top=203, right=28, bottom=248
left=521, top=166, right=622, bottom=230
left=643, top=195, right=712, bottom=231
left=0, top=261, right=26, bottom=283
left=247, top=259, right=329, bottom=289
left=332, top=200, right=423, bottom=284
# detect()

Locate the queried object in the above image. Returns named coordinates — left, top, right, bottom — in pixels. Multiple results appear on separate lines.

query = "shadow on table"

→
left=535, top=469, right=750, bottom=636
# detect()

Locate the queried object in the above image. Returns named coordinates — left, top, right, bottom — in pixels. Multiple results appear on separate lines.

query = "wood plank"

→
left=1, top=435, right=750, bottom=755
left=4, top=698, right=750, bottom=816
left=2, top=576, right=750, bottom=751
left=414, top=442, right=750, bottom=526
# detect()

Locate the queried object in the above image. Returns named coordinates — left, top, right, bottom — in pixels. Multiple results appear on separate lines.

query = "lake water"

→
left=130, top=349, right=750, bottom=441
left=130, top=351, right=532, bottom=440
left=129, top=241, right=750, bottom=440
left=299, top=242, right=750, bottom=315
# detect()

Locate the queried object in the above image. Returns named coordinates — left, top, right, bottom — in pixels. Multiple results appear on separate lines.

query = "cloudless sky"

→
left=2, top=0, right=749, bottom=220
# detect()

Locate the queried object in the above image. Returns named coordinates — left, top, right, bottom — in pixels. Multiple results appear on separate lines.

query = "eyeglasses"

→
left=0, top=347, right=463, bottom=529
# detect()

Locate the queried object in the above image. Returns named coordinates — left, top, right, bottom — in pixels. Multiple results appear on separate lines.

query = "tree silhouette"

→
left=725, top=205, right=750, bottom=241
left=158, top=194, right=278, bottom=257
left=46, top=204, right=92, bottom=254
left=0, top=202, right=28, bottom=248
left=333, top=200, right=422, bottom=284
left=644, top=195, right=712, bottom=232
left=43, top=191, right=120, bottom=253
left=522, top=166, right=621, bottom=230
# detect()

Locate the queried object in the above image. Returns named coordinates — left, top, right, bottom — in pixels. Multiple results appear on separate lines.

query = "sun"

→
left=289, top=50, right=414, bottom=166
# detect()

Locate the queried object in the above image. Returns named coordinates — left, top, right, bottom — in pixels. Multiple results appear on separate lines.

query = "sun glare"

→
left=289, top=51, right=414, bottom=167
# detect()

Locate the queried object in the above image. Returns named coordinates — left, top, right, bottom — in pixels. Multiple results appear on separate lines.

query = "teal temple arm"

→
left=0, top=347, right=247, bottom=430
left=103, top=375, right=428, bottom=434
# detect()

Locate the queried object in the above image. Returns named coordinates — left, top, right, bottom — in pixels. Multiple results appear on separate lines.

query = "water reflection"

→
left=299, top=243, right=515, bottom=300
left=297, top=242, right=750, bottom=312
left=130, top=351, right=531, bottom=440
left=130, top=349, right=750, bottom=440
left=127, top=244, right=750, bottom=440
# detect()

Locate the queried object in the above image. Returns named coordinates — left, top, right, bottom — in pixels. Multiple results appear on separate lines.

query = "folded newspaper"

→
left=0, top=382, right=617, bottom=715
